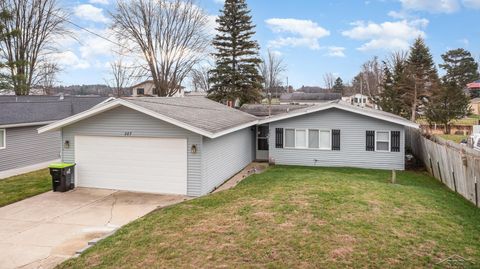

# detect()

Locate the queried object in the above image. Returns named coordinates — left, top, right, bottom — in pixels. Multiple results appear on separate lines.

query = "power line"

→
left=53, top=13, right=136, bottom=55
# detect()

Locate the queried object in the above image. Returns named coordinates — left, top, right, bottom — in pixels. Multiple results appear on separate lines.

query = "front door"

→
left=256, top=125, right=269, bottom=161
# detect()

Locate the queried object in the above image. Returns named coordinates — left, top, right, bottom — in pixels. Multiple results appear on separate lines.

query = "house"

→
left=39, top=97, right=418, bottom=197
left=132, top=80, right=185, bottom=97
left=0, top=96, right=109, bottom=177
left=470, top=98, right=480, bottom=115
left=280, top=92, right=341, bottom=104
left=342, top=94, right=377, bottom=108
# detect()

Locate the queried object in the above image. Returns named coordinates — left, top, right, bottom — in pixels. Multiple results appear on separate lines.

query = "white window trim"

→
left=284, top=128, right=332, bottom=151
left=318, top=129, right=332, bottom=150
left=295, top=129, right=307, bottom=149
left=375, top=130, right=390, bottom=152
left=0, top=129, right=5, bottom=149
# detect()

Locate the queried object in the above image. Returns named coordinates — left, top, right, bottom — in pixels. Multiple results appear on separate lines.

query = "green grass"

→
left=438, top=134, right=468, bottom=143
left=0, top=169, right=51, bottom=207
left=58, top=166, right=480, bottom=268
left=416, top=116, right=479, bottom=126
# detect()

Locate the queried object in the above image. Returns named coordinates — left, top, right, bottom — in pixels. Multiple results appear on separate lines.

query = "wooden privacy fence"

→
left=406, top=127, right=480, bottom=207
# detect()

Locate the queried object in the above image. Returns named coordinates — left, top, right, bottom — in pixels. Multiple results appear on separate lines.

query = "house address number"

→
left=124, top=131, right=133, bottom=136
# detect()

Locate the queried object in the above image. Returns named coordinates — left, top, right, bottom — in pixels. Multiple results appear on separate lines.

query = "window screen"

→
left=308, top=130, right=319, bottom=148
left=285, top=129, right=295, bottom=148
left=295, top=129, right=307, bottom=148
left=319, top=130, right=330, bottom=149
left=0, top=129, right=4, bottom=148
left=376, top=131, right=390, bottom=151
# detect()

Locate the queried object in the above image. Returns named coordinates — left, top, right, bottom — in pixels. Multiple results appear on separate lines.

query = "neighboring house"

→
left=132, top=80, right=185, bottom=97
left=0, top=96, right=109, bottom=176
left=342, top=94, right=377, bottom=108
left=280, top=92, right=341, bottom=104
left=39, top=97, right=418, bottom=197
left=470, top=98, right=480, bottom=115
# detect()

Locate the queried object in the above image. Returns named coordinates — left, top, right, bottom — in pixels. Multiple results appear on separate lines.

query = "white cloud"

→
left=213, top=0, right=224, bottom=3
left=265, top=18, right=330, bottom=50
left=326, top=46, right=346, bottom=57
left=342, top=19, right=428, bottom=51
left=400, top=0, right=460, bottom=13
left=463, top=0, right=480, bottom=8
left=89, top=0, right=109, bottom=4
left=74, top=4, right=109, bottom=23
left=52, top=51, right=90, bottom=69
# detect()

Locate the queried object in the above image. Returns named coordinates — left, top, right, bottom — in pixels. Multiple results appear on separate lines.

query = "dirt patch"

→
left=330, top=247, right=354, bottom=260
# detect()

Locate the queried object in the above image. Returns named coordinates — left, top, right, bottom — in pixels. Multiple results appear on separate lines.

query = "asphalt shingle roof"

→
left=124, top=97, right=258, bottom=134
left=0, top=96, right=108, bottom=126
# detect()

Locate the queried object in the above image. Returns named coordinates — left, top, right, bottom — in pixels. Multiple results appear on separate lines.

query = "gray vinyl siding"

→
left=0, top=126, right=60, bottom=171
left=202, top=127, right=254, bottom=194
left=61, top=106, right=203, bottom=196
left=269, top=108, right=405, bottom=170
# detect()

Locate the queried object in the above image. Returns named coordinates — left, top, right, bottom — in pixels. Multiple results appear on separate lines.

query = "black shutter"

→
left=391, top=131, right=400, bottom=152
left=332, top=129, right=340, bottom=150
left=366, top=130, right=375, bottom=151
left=275, top=128, right=283, bottom=148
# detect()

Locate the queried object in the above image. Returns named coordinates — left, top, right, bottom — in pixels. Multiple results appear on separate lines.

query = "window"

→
left=137, top=88, right=145, bottom=95
left=0, top=129, right=5, bottom=149
left=295, top=129, right=307, bottom=148
left=285, top=129, right=331, bottom=150
left=285, top=129, right=295, bottom=148
left=375, top=131, right=390, bottom=152
left=319, top=130, right=331, bottom=149
left=308, top=130, right=319, bottom=148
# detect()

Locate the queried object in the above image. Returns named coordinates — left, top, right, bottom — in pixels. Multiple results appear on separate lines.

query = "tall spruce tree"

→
left=425, top=81, right=470, bottom=134
left=332, top=77, right=344, bottom=94
left=439, top=48, right=479, bottom=89
left=406, top=37, right=440, bottom=121
left=378, top=62, right=405, bottom=116
left=208, top=0, right=263, bottom=104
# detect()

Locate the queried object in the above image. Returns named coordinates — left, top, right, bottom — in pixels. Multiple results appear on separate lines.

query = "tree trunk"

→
left=410, top=81, right=417, bottom=121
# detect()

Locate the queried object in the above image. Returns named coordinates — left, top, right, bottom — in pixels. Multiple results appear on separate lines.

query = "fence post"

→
left=475, top=176, right=478, bottom=207
left=429, top=156, right=434, bottom=178
left=452, top=169, right=457, bottom=193
left=437, top=161, right=443, bottom=183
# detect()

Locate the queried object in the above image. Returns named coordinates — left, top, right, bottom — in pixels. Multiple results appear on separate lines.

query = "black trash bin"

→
left=49, top=163, right=75, bottom=192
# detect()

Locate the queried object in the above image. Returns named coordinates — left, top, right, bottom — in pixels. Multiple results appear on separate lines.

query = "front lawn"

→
left=59, top=166, right=480, bottom=268
left=438, top=134, right=468, bottom=143
left=0, top=169, right=51, bottom=207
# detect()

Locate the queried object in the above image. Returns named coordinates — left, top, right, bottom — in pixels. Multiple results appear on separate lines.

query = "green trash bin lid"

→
left=48, top=163, right=75, bottom=169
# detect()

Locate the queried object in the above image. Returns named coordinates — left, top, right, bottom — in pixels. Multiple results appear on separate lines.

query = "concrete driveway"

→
left=0, top=188, right=188, bottom=269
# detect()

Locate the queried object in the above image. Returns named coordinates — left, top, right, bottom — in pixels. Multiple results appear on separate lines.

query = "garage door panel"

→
left=74, top=136, right=187, bottom=195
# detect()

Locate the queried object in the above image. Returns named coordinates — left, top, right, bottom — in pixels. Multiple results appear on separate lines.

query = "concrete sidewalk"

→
left=0, top=188, right=188, bottom=269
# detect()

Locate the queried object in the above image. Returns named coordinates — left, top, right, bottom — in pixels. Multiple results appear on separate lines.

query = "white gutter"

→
left=0, top=121, right=56, bottom=129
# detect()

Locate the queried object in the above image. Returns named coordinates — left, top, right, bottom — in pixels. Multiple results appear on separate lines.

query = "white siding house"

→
left=39, top=98, right=418, bottom=197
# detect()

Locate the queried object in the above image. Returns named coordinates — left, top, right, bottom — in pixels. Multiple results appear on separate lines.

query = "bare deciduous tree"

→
left=37, top=61, right=61, bottom=95
left=323, top=72, right=335, bottom=91
left=111, top=0, right=210, bottom=97
left=107, top=58, right=141, bottom=97
left=360, top=56, right=383, bottom=98
left=0, top=0, right=69, bottom=95
left=191, top=64, right=211, bottom=92
left=258, top=49, right=286, bottom=94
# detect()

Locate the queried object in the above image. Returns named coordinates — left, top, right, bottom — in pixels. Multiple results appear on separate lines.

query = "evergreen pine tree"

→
left=406, top=37, right=440, bottom=121
left=439, top=48, right=479, bottom=90
left=0, top=8, right=19, bottom=90
left=208, top=0, right=263, bottom=104
left=332, top=77, right=344, bottom=94
left=425, top=81, right=470, bottom=134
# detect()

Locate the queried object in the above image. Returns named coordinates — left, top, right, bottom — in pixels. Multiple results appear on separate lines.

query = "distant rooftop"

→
left=280, top=92, right=342, bottom=103
left=240, top=104, right=310, bottom=117
left=0, top=95, right=110, bottom=126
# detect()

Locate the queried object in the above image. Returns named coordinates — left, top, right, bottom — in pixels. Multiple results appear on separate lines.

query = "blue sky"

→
left=56, top=0, right=480, bottom=89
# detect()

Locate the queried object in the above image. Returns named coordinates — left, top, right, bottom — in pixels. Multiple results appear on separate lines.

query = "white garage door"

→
left=74, top=136, right=187, bottom=195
